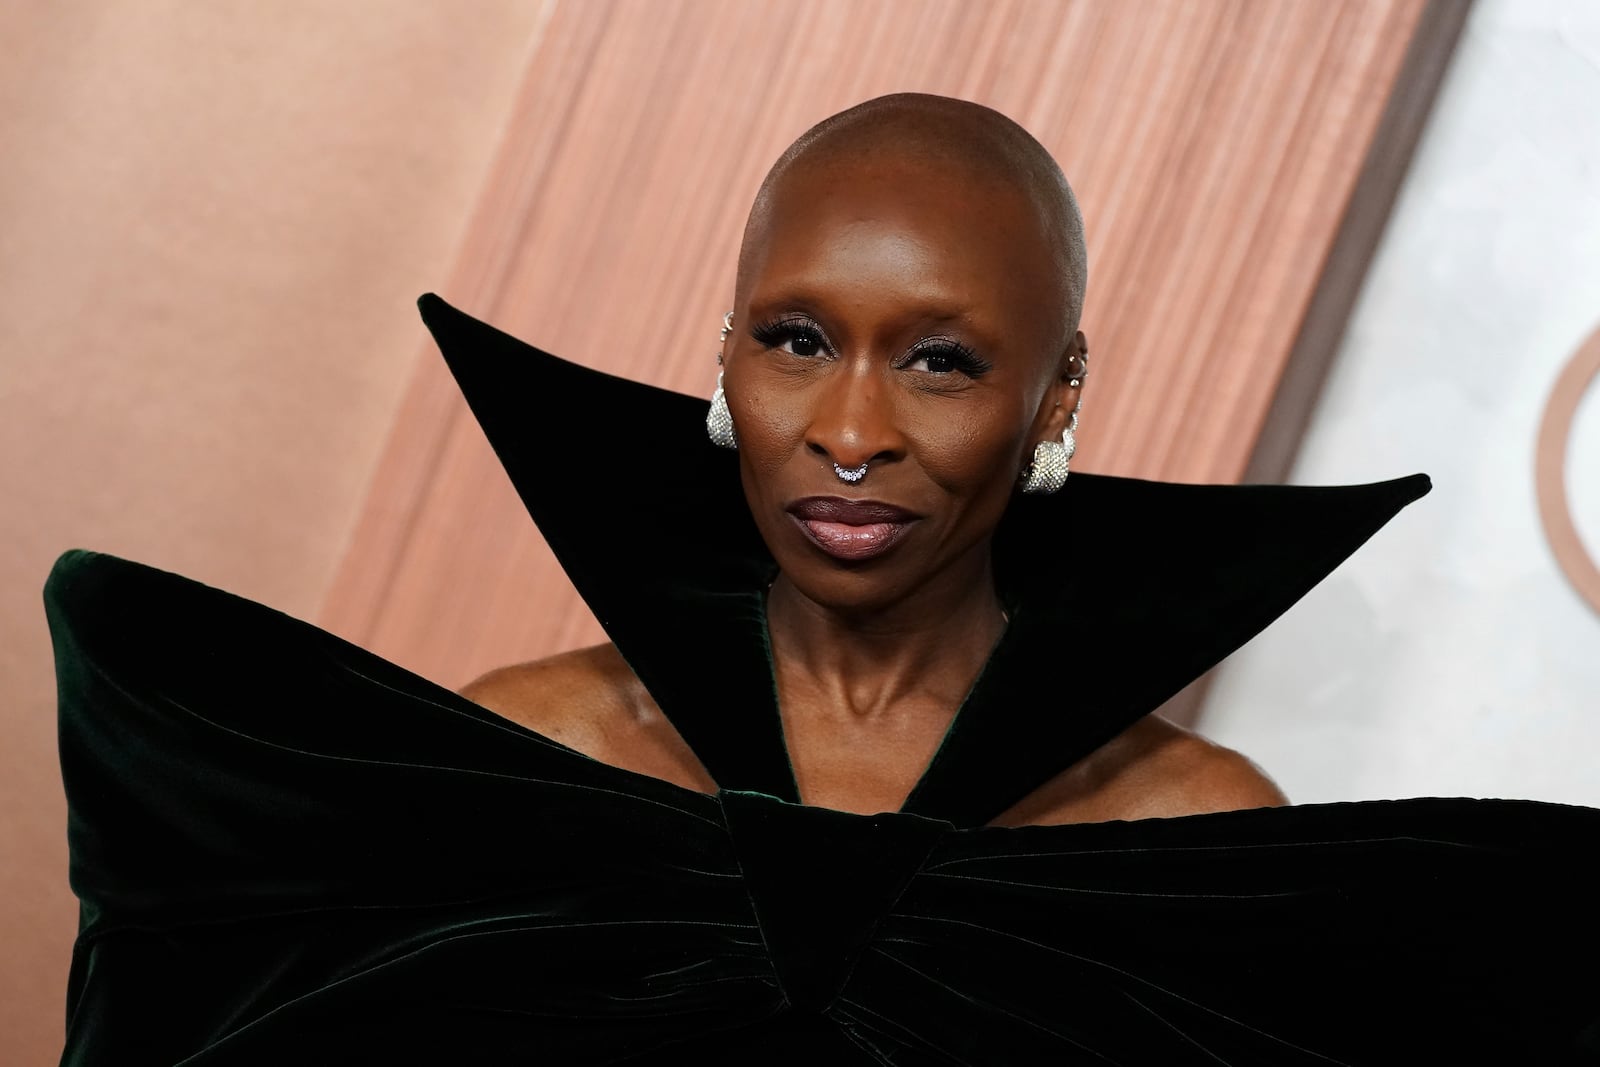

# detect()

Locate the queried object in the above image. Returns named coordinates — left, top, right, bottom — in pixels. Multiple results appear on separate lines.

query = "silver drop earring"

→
left=706, top=310, right=738, bottom=449
left=1021, top=347, right=1087, bottom=494
left=1019, top=409, right=1078, bottom=495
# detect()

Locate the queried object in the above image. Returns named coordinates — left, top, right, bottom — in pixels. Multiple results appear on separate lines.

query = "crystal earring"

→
left=1019, top=409, right=1078, bottom=494
left=706, top=310, right=738, bottom=449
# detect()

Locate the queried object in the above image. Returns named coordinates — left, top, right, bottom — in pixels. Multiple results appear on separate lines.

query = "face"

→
left=724, top=157, right=1084, bottom=612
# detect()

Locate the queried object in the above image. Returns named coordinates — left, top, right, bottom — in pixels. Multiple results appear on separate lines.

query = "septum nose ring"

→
left=833, top=462, right=868, bottom=484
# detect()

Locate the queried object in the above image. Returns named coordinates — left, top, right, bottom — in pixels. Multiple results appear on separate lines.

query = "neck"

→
left=764, top=547, right=1008, bottom=721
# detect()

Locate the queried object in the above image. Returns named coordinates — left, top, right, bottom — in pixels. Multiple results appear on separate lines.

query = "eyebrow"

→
left=746, top=287, right=1001, bottom=345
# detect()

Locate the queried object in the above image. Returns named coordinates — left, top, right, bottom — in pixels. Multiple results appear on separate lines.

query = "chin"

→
left=771, top=529, right=953, bottom=616
left=761, top=522, right=887, bottom=588
left=778, top=564, right=909, bottom=617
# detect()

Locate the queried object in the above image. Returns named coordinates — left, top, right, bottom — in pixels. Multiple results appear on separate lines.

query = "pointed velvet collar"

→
left=420, top=294, right=1430, bottom=829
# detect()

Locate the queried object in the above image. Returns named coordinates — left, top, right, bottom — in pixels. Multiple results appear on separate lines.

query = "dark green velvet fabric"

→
left=47, top=295, right=1600, bottom=1064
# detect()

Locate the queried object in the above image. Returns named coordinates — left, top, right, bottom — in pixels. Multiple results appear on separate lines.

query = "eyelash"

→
left=750, top=316, right=826, bottom=356
left=747, top=316, right=993, bottom=379
left=902, top=339, right=993, bottom=378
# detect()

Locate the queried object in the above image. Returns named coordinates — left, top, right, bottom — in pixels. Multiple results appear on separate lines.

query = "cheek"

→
left=915, top=405, right=1029, bottom=501
left=726, top=373, right=805, bottom=482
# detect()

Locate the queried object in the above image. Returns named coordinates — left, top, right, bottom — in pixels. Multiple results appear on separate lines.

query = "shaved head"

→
left=723, top=95, right=1093, bottom=619
left=737, top=93, right=1088, bottom=343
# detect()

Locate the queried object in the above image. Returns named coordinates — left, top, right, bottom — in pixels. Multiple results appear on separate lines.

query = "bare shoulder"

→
left=458, top=644, right=715, bottom=793
left=1128, top=716, right=1289, bottom=817
left=458, top=643, right=640, bottom=747
left=993, top=715, right=1288, bottom=827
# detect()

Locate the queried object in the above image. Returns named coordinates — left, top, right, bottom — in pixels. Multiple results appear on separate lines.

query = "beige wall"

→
left=0, top=3, right=548, bottom=1061
left=1206, top=0, right=1600, bottom=809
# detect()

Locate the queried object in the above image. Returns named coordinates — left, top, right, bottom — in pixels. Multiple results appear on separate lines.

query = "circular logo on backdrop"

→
left=1535, top=321, right=1600, bottom=617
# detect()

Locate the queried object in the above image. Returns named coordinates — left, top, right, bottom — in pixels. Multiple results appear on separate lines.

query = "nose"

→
left=803, top=360, right=907, bottom=471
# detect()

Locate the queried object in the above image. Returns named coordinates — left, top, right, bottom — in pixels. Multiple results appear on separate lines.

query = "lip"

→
left=785, top=496, right=920, bottom=562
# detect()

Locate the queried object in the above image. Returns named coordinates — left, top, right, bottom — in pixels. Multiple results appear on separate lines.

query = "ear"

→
left=1032, top=330, right=1089, bottom=441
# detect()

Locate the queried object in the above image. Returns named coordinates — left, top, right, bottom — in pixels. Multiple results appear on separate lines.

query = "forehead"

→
left=744, top=157, right=1064, bottom=337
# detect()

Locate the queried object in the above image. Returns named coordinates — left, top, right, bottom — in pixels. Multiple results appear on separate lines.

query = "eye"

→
left=900, top=340, right=993, bottom=378
left=750, top=316, right=829, bottom=358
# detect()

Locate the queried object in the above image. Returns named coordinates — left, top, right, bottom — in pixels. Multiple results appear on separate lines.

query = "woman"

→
left=461, top=94, right=1287, bottom=826
left=48, top=95, right=1598, bottom=1064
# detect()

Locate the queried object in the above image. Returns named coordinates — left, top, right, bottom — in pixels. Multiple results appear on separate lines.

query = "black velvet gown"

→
left=48, top=297, right=1600, bottom=1065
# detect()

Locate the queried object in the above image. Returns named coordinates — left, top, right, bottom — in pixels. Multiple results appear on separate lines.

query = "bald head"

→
left=738, top=93, right=1088, bottom=341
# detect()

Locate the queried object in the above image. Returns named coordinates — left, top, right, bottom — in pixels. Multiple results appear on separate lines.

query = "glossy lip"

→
left=785, top=496, right=920, bottom=562
left=787, top=496, right=919, bottom=524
